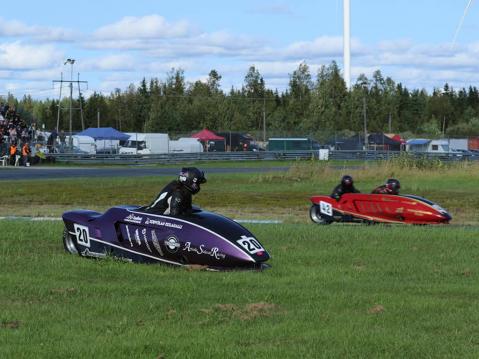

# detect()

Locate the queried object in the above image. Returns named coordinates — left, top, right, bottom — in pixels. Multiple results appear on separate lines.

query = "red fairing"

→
left=310, top=193, right=451, bottom=225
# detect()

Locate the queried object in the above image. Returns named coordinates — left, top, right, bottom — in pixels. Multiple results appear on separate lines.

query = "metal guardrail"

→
left=48, top=150, right=479, bottom=164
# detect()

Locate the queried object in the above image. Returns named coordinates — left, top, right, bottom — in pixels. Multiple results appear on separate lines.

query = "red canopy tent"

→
left=190, top=129, right=225, bottom=151
left=191, top=129, right=224, bottom=141
left=391, top=134, right=406, bottom=144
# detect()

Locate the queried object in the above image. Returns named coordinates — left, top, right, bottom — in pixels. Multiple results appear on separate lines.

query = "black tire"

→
left=309, top=205, right=332, bottom=225
left=63, top=227, right=79, bottom=255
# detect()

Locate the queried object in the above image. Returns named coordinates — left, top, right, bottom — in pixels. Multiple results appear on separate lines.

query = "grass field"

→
left=1, top=221, right=479, bottom=358
left=2, top=160, right=479, bottom=358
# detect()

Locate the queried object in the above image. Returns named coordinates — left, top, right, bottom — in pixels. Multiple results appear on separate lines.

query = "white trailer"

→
left=169, top=138, right=203, bottom=153
left=449, top=138, right=468, bottom=151
left=71, top=135, right=96, bottom=154
left=119, top=133, right=169, bottom=154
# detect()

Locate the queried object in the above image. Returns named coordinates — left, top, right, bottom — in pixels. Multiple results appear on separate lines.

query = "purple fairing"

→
left=62, top=206, right=270, bottom=270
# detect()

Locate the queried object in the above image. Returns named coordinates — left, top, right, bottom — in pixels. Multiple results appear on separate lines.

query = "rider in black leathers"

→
left=331, top=175, right=360, bottom=201
left=372, top=178, right=400, bottom=195
left=145, top=167, right=206, bottom=216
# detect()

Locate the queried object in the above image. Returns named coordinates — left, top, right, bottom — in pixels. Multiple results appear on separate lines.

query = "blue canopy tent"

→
left=76, top=127, right=130, bottom=154
left=76, top=127, right=130, bottom=141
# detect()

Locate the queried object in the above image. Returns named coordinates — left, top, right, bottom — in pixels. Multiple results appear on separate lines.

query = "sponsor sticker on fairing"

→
left=164, top=235, right=180, bottom=253
left=151, top=230, right=164, bottom=256
left=81, top=248, right=106, bottom=258
left=124, top=214, right=143, bottom=224
left=134, top=228, right=141, bottom=246
left=145, top=218, right=183, bottom=229
left=183, top=242, right=226, bottom=260
left=125, top=225, right=133, bottom=247
left=141, top=228, right=152, bottom=253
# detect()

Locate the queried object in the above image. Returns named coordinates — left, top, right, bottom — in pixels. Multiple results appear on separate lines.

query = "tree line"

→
left=6, top=61, right=479, bottom=140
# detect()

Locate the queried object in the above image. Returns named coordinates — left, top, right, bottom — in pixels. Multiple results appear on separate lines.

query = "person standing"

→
left=59, top=130, right=66, bottom=152
left=9, top=142, right=17, bottom=166
left=21, top=142, right=30, bottom=166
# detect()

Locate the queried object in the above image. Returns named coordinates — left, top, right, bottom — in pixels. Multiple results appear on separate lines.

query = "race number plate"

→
left=74, top=224, right=90, bottom=248
left=319, top=201, right=333, bottom=216
left=237, top=235, right=265, bottom=255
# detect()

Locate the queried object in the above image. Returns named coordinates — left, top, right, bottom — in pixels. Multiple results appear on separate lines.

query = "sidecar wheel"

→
left=310, top=205, right=332, bottom=225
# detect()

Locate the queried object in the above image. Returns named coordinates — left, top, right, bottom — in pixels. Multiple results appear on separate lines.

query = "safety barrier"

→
left=47, top=150, right=478, bottom=164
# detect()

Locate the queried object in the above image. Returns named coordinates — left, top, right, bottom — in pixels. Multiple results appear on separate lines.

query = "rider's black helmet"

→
left=178, top=167, right=206, bottom=194
left=386, top=178, right=400, bottom=193
left=341, top=175, right=354, bottom=188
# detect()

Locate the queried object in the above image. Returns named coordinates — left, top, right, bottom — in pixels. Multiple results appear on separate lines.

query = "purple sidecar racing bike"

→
left=62, top=205, right=270, bottom=270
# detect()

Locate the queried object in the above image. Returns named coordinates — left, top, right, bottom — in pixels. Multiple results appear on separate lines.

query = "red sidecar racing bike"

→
left=309, top=193, right=451, bottom=225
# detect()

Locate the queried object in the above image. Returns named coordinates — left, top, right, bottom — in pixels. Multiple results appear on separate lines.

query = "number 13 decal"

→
left=237, top=235, right=264, bottom=254
left=74, top=224, right=90, bottom=248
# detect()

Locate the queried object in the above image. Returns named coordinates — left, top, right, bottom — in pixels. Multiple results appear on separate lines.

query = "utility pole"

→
left=68, top=59, right=74, bottom=148
left=388, top=113, right=392, bottom=133
left=55, top=72, right=63, bottom=131
left=262, top=97, right=266, bottom=142
left=363, top=97, right=368, bottom=150
left=53, top=58, right=88, bottom=150
left=78, top=73, right=85, bottom=130
left=97, top=110, right=100, bottom=128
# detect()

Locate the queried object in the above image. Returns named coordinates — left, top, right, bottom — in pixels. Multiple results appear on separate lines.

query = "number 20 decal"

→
left=237, top=235, right=264, bottom=255
left=74, top=224, right=90, bottom=248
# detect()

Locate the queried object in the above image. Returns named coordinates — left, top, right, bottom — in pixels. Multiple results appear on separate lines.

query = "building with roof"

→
left=406, top=139, right=450, bottom=153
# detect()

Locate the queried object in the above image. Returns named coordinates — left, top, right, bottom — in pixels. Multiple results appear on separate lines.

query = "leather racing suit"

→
left=145, top=180, right=193, bottom=216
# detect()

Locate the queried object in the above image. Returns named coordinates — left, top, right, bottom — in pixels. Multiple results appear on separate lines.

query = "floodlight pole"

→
left=343, top=0, right=351, bottom=89
left=69, top=62, right=73, bottom=148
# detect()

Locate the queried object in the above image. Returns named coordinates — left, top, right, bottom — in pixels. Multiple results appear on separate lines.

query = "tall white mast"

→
left=343, top=0, right=351, bottom=88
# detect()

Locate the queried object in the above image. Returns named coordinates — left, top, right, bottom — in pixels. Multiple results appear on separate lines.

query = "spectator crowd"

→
left=0, top=103, right=39, bottom=166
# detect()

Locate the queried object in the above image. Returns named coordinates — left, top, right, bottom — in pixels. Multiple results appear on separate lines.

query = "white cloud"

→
left=282, top=36, right=364, bottom=60
left=19, top=68, right=64, bottom=81
left=0, top=42, right=63, bottom=70
left=93, top=15, right=194, bottom=40
left=81, top=54, right=138, bottom=72
left=86, top=30, right=266, bottom=60
left=377, top=39, right=414, bottom=52
left=0, top=70, right=13, bottom=79
left=0, top=17, right=77, bottom=42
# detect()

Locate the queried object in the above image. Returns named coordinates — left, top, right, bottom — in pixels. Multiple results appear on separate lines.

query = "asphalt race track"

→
left=0, top=166, right=289, bottom=181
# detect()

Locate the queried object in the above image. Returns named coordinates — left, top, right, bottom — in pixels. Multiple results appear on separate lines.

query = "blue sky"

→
left=1, top=0, right=479, bottom=99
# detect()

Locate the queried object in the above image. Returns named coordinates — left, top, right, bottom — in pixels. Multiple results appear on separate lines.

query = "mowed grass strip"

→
left=2, top=160, right=479, bottom=224
left=1, top=221, right=479, bottom=358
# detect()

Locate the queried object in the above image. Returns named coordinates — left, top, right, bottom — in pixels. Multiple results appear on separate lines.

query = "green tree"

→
left=243, top=66, right=266, bottom=131
left=308, top=61, right=347, bottom=133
